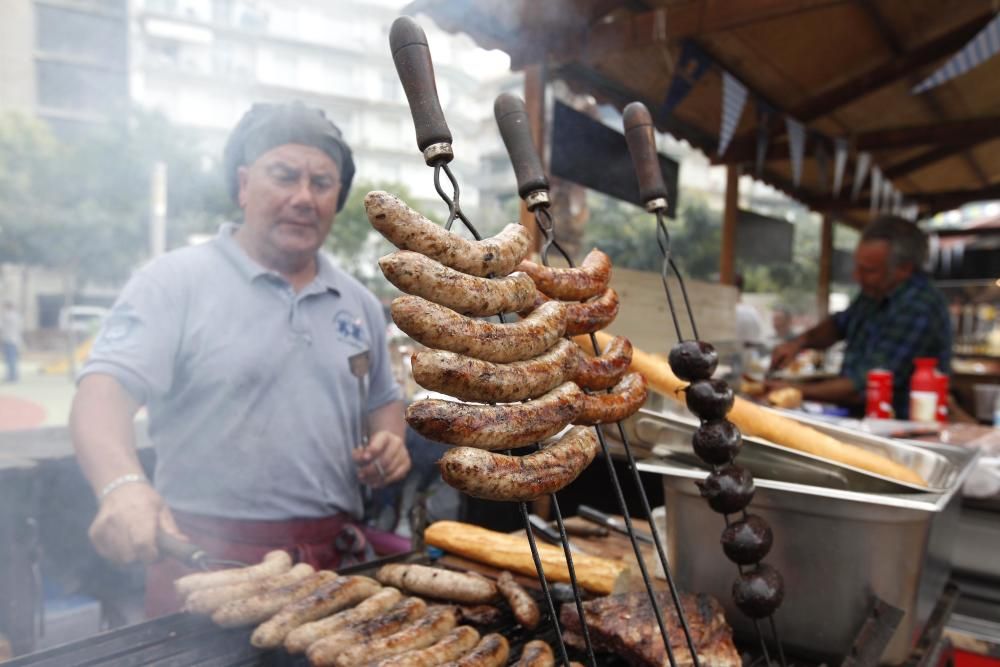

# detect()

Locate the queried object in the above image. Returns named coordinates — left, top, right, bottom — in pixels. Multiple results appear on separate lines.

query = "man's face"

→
left=237, top=144, right=341, bottom=265
left=852, top=240, right=909, bottom=299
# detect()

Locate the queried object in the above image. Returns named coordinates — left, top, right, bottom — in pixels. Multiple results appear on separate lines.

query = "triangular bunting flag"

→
left=893, top=189, right=903, bottom=215
left=870, top=166, right=883, bottom=216
left=785, top=116, right=806, bottom=187
left=833, top=138, right=848, bottom=197
left=662, top=40, right=712, bottom=114
left=718, top=72, right=748, bottom=156
left=882, top=179, right=893, bottom=213
left=815, top=141, right=831, bottom=194
left=851, top=152, right=871, bottom=201
left=755, top=100, right=773, bottom=176
left=913, top=14, right=1000, bottom=94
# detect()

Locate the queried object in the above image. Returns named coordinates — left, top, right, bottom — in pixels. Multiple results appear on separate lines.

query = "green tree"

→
left=0, top=111, right=231, bottom=286
left=581, top=192, right=722, bottom=280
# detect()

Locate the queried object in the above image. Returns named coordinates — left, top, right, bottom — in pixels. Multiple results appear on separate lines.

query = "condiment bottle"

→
left=909, top=358, right=939, bottom=423
left=934, top=370, right=949, bottom=424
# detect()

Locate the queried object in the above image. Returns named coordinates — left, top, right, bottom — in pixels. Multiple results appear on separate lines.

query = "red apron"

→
left=144, top=509, right=410, bottom=618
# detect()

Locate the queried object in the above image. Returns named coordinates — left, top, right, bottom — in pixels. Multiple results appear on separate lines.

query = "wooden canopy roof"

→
left=407, top=0, right=1000, bottom=228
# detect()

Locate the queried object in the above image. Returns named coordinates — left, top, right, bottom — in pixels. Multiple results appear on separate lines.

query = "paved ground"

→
left=0, top=354, right=78, bottom=431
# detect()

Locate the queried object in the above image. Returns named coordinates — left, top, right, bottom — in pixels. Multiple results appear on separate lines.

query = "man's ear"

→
left=237, top=166, right=250, bottom=208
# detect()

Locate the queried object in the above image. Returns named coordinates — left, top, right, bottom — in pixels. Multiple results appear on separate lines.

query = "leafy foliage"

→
left=582, top=192, right=723, bottom=280
left=0, top=111, right=232, bottom=286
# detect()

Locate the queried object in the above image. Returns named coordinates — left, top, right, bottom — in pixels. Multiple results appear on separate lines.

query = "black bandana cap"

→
left=223, top=101, right=356, bottom=211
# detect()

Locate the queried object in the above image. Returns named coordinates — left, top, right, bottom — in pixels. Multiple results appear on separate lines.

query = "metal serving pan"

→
left=623, top=393, right=958, bottom=493
left=636, top=435, right=979, bottom=663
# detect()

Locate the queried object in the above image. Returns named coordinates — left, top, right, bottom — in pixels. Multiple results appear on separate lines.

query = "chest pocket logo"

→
left=333, top=310, right=366, bottom=349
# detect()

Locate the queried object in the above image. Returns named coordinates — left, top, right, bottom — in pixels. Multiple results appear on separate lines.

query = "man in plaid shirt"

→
left=769, top=216, right=951, bottom=419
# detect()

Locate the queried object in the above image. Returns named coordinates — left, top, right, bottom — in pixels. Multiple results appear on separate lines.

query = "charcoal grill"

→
left=1, top=556, right=962, bottom=667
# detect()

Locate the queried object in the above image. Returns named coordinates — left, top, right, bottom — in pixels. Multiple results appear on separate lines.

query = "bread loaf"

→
left=576, top=332, right=927, bottom=487
left=424, top=521, right=626, bottom=595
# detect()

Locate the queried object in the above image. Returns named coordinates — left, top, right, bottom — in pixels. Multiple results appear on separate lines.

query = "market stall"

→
left=4, top=3, right=1000, bottom=666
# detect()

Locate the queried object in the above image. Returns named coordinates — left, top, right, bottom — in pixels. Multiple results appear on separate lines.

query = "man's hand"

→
left=88, top=483, right=186, bottom=565
left=769, top=338, right=804, bottom=372
left=353, top=430, right=410, bottom=488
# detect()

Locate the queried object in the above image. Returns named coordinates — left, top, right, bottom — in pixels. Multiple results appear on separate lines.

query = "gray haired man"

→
left=769, top=215, right=951, bottom=418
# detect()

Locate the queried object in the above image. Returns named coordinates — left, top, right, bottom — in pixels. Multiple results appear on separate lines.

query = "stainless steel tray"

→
left=624, top=393, right=959, bottom=494
left=637, top=445, right=979, bottom=662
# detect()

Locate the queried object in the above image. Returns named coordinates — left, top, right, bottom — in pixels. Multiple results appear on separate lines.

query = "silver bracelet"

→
left=99, top=473, right=149, bottom=501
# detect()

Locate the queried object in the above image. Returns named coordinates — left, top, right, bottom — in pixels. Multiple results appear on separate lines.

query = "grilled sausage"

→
left=376, top=564, right=498, bottom=604
left=442, top=633, right=509, bottom=667
left=285, top=587, right=403, bottom=654
left=174, top=550, right=292, bottom=599
left=184, top=562, right=315, bottom=615
left=251, top=575, right=381, bottom=648
left=563, top=288, right=620, bottom=335
left=373, top=625, right=481, bottom=667
left=410, top=339, right=578, bottom=403
left=574, top=372, right=648, bottom=425
left=571, top=335, right=633, bottom=390
left=439, top=426, right=600, bottom=502
left=495, top=571, right=540, bottom=630
left=333, top=605, right=459, bottom=666
left=512, top=640, right=554, bottom=667
left=456, top=604, right=505, bottom=626
left=306, top=597, right=427, bottom=667
left=379, top=251, right=537, bottom=316
left=365, top=191, right=530, bottom=277
left=211, top=570, right=337, bottom=628
left=517, top=248, right=611, bottom=300
left=406, top=382, right=583, bottom=450
left=392, top=296, right=567, bottom=364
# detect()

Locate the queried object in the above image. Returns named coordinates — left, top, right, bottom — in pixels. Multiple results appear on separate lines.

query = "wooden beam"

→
left=883, top=142, right=982, bottom=180
left=520, top=64, right=546, bottom=255
left=908, top=183, right=1000, bottom=210
left=861, top=2, right=990, bottom=187
left=717, top=115, right=1000, bottom=163
left=720, top=166, right=739, bottom=286
left=817, top=215, right=834, bottom=318
left=558, top=0, right=850, bottom=66
left=721, top=10, right=995, bottom=158
left=552, top=62, right=718, bottom=150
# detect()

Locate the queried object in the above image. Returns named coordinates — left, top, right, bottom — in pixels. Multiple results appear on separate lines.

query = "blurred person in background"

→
left=734, top=273, right=764, bottom=348
left=771, top=306, right=796, bottom=343
left=769, top=215, right=950, bottom=418
left=2, top=300, right=22, bottom=383
left=69, top=101, right=410, bottom=617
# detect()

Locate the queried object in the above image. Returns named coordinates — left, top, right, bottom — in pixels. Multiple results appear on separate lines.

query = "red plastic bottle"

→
left=909, top=358, right=939, bottom=423
left=934, top=371, right=949, bottom=423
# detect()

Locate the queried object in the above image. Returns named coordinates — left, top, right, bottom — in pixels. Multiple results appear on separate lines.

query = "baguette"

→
left=423, top=521, right=626, bottom=595
left=576, top=331, right=927, bottom=487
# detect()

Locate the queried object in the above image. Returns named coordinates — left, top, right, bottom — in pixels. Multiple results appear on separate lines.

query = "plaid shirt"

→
left=834, top=272, right=951, bottom=419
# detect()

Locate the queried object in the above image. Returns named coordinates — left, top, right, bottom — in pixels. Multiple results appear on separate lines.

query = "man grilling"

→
left=69, top=101, right=410, bottom=616
left=768, top=215, right=951, bottom=419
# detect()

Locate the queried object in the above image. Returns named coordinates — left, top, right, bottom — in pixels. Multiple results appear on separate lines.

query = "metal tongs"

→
left=157, top=529, right=246, bottom=571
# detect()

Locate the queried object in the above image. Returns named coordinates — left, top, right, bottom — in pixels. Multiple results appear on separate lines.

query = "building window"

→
left=36, top=61, right=127, bottom=116
left=35, top=5, right=127, bottom=65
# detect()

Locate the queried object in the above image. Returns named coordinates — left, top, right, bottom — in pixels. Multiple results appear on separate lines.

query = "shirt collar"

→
left=885, top=271, right=927, bottom=303
left=213, top=222, right=341, bottom=295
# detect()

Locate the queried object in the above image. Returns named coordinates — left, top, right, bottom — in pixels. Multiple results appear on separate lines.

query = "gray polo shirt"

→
left=80, top=223, right=401, bottom=520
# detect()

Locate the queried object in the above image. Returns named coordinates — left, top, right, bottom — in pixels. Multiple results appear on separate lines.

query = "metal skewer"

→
left=494, top=91, right=700, bottom=667
left=389, top=17, right=594, bottom=665
left=623, top=101, right=787, bottom=666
